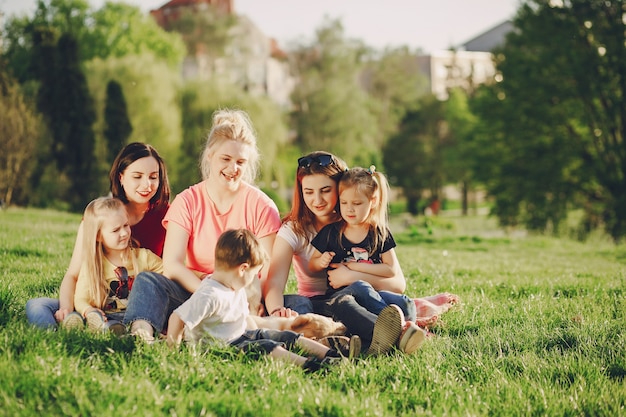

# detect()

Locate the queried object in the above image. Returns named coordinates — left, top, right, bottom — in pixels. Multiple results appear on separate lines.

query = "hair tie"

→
left=367, top=165, right=376, bottom=175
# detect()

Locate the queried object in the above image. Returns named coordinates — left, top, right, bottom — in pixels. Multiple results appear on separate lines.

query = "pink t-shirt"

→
left=163, top=181, right=281, bottom=274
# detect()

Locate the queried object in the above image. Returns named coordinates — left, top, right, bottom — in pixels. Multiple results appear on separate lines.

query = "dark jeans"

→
left=230, top=329, right=300, bottom=355
left=328, top=280, right=416, bottom=321
left=283, top=294, right=314, bottom=314
left=122, top=271, right=191, bottom=333
left=328, top=295, right=377, bottom=349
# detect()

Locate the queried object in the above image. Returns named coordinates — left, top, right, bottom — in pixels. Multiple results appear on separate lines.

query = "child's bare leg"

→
left=295, top=336, right=331, bottom=359
left=268, top=346, right=308, bottom=367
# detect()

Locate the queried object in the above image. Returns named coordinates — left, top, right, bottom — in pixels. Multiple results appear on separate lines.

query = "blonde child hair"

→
left=200, top=109, right=260, bottom=183
left=214, top=229, right=269, bottom=271
left=337, top=165, right=390, bottom=255
left=82, top=197, right=137, bottom=309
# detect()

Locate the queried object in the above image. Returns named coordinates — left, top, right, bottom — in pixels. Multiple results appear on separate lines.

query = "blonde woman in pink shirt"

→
left=123, top=109, right=281, bottom=342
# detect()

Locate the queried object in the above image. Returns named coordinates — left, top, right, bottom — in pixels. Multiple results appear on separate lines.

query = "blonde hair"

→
left=214, top=229, right=269, bottom=270
left=200, top=109, right=260, bottom=183
left=338, top=166, right=390, bottom=255
left=282, top=151, right=348, bottom=243
left=82, top=197, right=137, bottom=309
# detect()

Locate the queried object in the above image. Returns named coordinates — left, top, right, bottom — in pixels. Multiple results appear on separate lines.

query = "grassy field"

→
left=0, top=207, right=625, bottom=416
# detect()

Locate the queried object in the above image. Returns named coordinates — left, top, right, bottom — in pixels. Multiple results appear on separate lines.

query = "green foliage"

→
left=35, top=32, right=97, bottom=212
left=383, top=95, right=447, bottom=214
left=2, top=207, right=626, bottom=415
left=289, top=18, right=379, bottom=166
left=162, top=5, right=235, bottom=67
left=103, top=80, right=132, bottom=166
left=472, top=0, right=626, bottom=241
left=86, top=53, right=182, bottom=194
left=1, top=0, right=185, bottom=83
left=361, top=46, right=429, bottom=142
left=86, top=2, right=185, bottom=67
left=0, top=72, right=42, bottom=206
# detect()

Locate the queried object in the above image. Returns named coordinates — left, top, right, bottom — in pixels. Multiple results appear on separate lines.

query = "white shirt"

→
left=174, top=277, right=248, bottom=344
left=277, top=221, right=329, bottom=297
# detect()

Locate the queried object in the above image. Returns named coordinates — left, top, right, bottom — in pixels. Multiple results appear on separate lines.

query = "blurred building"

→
left=150, top=0, right=294, bottom=108
left=417, top=20, right=513, bottom=100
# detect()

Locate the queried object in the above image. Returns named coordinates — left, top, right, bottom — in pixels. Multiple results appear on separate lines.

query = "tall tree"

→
left=0, top=71, right=41, bottom=206
left=289, top=18, right=378, bottom=166
left=383, top=95, right=447, bottom=215
left=36, top=31, right=96, bottom=211
left=444, top=88, right=478, bottom=215
left=103, top=79, right=132, bottom=165
left=361, top=46, right=429, bottom=145
left=473, top=0, right=625, bottom=240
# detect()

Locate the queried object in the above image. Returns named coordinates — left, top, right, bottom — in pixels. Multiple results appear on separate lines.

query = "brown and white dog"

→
left=246, top=278, right=346, bottom=339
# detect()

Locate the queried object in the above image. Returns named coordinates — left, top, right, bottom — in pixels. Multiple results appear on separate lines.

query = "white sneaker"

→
left=85, top=310, right=106, bottom=332
left=366, top=305, right=403, bottom=356
left=398, top=322, right=426, bottom=354
left=130, top=319, right=156, bottom=343
left=62, top=312, right=84, bottom=330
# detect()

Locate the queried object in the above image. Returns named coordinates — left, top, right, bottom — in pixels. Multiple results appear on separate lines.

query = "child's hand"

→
left=327, top=264, right=357, bottom=288
left=54, top=308, right=73, bottom=323
left=318, top=251, right=335, bottom=269
left=85, top=307, right=107, bottom=321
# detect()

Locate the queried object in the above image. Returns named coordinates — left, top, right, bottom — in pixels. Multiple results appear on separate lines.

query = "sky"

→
left=0, top=0, right=520, bottom=53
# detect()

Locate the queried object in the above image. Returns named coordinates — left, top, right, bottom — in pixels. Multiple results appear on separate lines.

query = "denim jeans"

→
left=230, top=329, right=300, bottom=355
left=329, top=280, right=416, bottom=321
left=328, top=294, right=376, bottom=349
left=25, top=297, right=60, bottom=329
left=122, top=271, right=191, bottom=333
left=282, top=294, right=314, bottom=314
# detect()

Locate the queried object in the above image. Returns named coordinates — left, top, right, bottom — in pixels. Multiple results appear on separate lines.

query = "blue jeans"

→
left=282, top=294, right=314, bottom=314
left=122, top=271, right=191, bottom=333
left=329, top=281, right=416, bottom=321
left=25, top=297, right=59, bottom=329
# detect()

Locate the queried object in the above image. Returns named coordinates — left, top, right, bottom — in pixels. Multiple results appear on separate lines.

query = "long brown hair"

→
left=109, top=142, right=170, bottom=210
left=282, top=151, right=348, bottom=243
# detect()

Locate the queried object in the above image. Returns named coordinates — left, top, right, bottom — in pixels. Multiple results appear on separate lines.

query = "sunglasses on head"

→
left=111, top=266, right=130, bottom=299
left=297, top=154, right=335, bottom=169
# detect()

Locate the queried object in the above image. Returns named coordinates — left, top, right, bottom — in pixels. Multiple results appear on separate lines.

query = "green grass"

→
left=1, top=207, right=625, bottom=416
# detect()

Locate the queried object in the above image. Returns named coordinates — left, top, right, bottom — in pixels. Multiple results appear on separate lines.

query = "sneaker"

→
left=320, top=335, right=361, bottom=359
left=62, top=311, right=84, bottom=330
left=347, top=335, right=361, bottom=359
left=104, top=320, right=127, bottom=336
left=85, top=310, right=106, bottom=332
left=302, top=356, right=342, bottom=373
left=366, top=305, right=403, bottom=356
left=319, top=335, right=350, bottom=351
left=130, top=319, right=156, bottom=343
left=398, top=322, right=426, bottom=355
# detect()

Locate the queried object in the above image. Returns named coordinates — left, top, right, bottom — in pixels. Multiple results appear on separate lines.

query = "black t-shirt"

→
left=311, top=222, right=396, bottom=294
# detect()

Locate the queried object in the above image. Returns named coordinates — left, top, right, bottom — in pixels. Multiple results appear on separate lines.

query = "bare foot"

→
left=422, top=292, right=460, bottom=306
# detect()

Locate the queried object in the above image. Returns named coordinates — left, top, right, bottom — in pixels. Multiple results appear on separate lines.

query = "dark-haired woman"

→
left=25, top=143, right=170, bottom=329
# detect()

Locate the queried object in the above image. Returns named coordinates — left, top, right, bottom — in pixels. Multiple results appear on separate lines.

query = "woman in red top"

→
left=25, top=142, right=170, bottom=329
